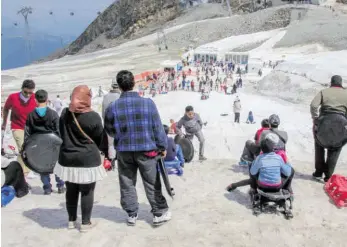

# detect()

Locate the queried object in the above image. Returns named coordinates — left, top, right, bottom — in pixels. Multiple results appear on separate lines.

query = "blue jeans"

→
left=40, top=174, right=64, bottom=190
left=175, top=144, right=185, bottom=166
left=164, top=144, right=185, bottom=176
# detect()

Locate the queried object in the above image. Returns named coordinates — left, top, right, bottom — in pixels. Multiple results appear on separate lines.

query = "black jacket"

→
left=58, top=108, right=103, bottom=168
left=24, top=107, right=60, bottom=143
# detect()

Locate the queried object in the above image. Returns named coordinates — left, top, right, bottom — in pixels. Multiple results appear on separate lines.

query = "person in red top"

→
left=2, top=80, right=36, bottom=175
left=169, top=119, right=177, bottom=134
left=239, top=119, right=270, bottom=165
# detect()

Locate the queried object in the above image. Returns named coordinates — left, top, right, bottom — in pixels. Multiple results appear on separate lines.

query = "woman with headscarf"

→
left=54, top=85, right=107, bottom=232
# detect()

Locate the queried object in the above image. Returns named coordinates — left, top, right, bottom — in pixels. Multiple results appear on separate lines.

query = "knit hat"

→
left=111, top=78, right=119, bottom=89
left=269, top=114, right=280, bottom=127
left=330, top=75, right=343, bottom=87
left=260, top=133, right=280, bottom=153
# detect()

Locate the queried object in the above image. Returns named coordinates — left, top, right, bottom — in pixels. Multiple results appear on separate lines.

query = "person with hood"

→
left=233, top=97, right=241, bottom=123
left=246, top=111, right=255, bottom=124
left=24, top=90, right=65, bottom=195
left=176, top=106, right=207, bottom=161
left=104, top=70, right=170, bottom=227
left=102, top=78, right=121, bottom=168
left=310, top=75, right=347, bottom=182
left=2, top=80, right=36, bottom=176
left=54, top=85, right=107, bottom=232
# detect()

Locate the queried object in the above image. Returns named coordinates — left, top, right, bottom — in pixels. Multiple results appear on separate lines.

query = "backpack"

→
left=315, top=113, right=347, bottom=149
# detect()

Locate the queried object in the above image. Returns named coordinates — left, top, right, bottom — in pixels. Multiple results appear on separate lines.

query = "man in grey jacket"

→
left=310, top=75, right=347, bottom=182
left=176, top=106, right=207, bottom=161
left=102, top=79, right=121, bottom=164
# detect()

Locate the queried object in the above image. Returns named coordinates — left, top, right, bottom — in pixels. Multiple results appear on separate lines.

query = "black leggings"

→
left=3, top=161, right=29, bottom=198
left=65, top=182, right=96, bottom=225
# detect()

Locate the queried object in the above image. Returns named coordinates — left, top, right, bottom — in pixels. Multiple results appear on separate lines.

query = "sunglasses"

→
left=22, top=89, right=34, bottom=96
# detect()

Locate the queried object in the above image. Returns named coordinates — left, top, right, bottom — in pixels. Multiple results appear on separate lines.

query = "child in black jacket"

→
left=24, top=90, right=65, bottom=195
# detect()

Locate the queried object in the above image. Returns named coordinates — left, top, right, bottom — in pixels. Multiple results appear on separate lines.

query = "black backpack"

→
left=315, top=113, right=347, bottom=149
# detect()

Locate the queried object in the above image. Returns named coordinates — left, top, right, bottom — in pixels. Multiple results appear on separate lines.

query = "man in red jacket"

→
left=2, top=80, right=36, bottom=175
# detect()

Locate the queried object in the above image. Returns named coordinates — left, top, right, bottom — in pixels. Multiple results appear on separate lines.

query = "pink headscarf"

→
left=69, top=85, right=92, bottom=113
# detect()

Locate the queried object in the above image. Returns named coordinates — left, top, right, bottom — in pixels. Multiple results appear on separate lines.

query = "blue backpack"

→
left=1, top=186, right=16, bottom=207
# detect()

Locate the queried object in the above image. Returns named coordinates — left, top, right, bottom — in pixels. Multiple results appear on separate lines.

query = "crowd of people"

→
left=1, top=67, right=346, bottom=229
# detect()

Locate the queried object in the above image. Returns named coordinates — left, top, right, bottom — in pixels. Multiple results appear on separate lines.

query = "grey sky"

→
left=2, top=0, right=115, bottom=36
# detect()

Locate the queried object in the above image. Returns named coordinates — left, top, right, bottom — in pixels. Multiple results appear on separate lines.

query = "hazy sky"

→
left=1, top=0, right=115, bottom=36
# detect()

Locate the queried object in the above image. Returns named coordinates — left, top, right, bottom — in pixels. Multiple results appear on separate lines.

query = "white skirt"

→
left=54, top=163, right=107, bottom=184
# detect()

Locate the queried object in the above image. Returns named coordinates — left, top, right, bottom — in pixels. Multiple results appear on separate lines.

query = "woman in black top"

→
left=54, top=85, right=107, bottom=232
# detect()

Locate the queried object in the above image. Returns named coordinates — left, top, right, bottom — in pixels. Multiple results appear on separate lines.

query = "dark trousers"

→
left=234, top=113, right=240, bottom=123
left=250, top=167, right=295, bottom=193
left=117, top=152, right=168, bottom=217
left=65, top=181, right=96, bottom=225
left=314, top=140, right=342, bottom=179
left=240, top=140, right=261, bottom=163
left=3, top=161, right=29, bottom=198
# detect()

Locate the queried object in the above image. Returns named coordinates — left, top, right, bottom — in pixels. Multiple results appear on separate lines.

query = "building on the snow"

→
left=225, top=52, right=249, bottom=65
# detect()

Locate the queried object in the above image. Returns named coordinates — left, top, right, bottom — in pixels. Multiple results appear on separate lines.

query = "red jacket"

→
left=255, top=127, right=269, bottom=145
left=3, top=92, right=36, bottom=130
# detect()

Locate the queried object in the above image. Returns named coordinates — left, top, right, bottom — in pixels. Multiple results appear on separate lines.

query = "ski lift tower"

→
left=156, top=0, right=168, bottom=52
left=18, top=7, right=33, bottom=63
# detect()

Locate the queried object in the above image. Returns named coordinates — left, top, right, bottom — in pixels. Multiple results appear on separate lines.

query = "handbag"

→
left=71, top=112, right=94, bottom=144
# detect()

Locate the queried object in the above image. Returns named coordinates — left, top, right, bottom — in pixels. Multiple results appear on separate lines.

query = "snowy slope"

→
left=2, top=89, right=347, bottom=247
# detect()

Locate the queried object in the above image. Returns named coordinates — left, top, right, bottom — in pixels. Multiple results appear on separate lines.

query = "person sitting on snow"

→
left=246, top=111, right=255, bottom=124
left=239, top=118, right=270, bottom=166
left=249, top=134, right=294, bottom=197
left=227, top=133, right=293, bottom=196
left=259, top=114, right=288, bottom=152
left=163, top=125, right=185, bottom=175
left=176, top=106, right=207, bottom=161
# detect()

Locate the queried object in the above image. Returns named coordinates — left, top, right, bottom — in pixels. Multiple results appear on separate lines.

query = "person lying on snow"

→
left=24, top=90, right=65, bottom=195
left=176, top=106, right=207, bottom=161
left=163, top=125, right=184, bottom=176
left=227, top=133, right=294, bottom=199
left=2, top=155, right=29, bottom=206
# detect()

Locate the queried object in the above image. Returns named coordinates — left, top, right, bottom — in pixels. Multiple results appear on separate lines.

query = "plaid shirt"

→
left=104, top=91, right=167, bottom=152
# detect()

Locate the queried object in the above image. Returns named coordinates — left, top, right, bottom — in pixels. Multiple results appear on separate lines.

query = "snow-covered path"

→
left=2, top=87, right=346, bottom=247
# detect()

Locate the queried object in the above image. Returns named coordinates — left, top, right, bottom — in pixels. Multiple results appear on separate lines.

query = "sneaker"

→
left=44, top=188, right=52, bottom=195
left=226, top=184, right=237, bottom=192
left=238, top=160, right=249, bottom=166
left=68, top=221, right=78, bottom=230
left=58, top=187, right=66, bottom=194
left=127, top=214, right=138, bottom=226
left=80, top=221, right=97, bottom=233
left=323, top=177, right=330, bottom=183
left=199, top=156, right=207, bottom=161
left=153, top=211, right=172, bottom=226
left=312, top=171, right=323, bottom=179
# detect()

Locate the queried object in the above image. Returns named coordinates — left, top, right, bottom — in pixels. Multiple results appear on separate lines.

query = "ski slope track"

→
left=1, top=5, right=347, bottom=247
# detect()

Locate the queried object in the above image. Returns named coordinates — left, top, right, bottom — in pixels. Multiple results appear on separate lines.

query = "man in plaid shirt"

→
left=104, top=70, right=171, bottom=227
